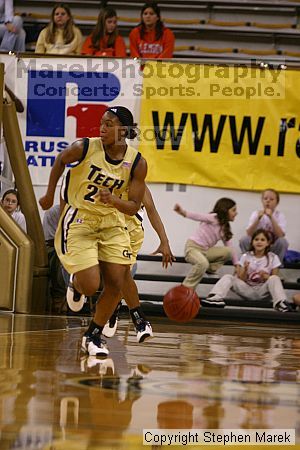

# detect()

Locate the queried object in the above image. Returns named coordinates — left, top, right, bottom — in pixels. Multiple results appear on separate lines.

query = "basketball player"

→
left=39, top=106, right=149, bottom=357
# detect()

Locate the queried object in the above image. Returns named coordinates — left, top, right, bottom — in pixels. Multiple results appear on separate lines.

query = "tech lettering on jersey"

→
left=87, top=164, right=125, bottom=190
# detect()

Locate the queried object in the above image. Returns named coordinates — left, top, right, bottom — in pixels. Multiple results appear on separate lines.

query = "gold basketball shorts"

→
left=129, top=223, right=144, bottom=263
left=55, top=205, right=132, bottom=274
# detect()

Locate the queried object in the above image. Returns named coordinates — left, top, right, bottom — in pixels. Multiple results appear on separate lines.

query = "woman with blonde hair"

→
left=35, top=3, right=82, bottom=55
left=81, top=6, right=126, bottom=57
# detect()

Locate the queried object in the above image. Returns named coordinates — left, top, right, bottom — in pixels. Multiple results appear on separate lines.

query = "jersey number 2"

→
left=84, top=184, right=98, bottom=203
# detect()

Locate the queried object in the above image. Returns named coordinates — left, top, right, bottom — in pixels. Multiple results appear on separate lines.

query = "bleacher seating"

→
left=134, top=254, right=300, bottom=323
left=14, top=0, right=300, bottom=62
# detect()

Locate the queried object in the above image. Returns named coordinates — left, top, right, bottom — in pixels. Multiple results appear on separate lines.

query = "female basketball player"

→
left=39, top=106, right=149, bottom=357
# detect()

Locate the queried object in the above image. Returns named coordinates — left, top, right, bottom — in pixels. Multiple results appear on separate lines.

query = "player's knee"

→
left=103, top=283, right=123, bottom=299
left=83, top=284, right=99, bottom=296
left=76, top=275, right=100, bottom=296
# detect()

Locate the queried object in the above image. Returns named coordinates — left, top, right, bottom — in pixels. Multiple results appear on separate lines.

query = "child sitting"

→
left=203, top=229, right=292, bottom=312
left=239, top=189, right=288, bottom=264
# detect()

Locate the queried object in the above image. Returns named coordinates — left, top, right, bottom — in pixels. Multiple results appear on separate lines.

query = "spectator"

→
left=35, top=3, right=82, bottom=55
left=174, top=198, right=238, bottom=292
left=1, top=188, right=26, bottom=232
left=43, top=204, right=67, bottom=314
left=204, top=229, right=292, bottom=312
left=129, top=2, right=175, bottom=59
left=81, top=6, right=126, bottom=57
left=239, top=189, right=288, bottom=264
left=0, top=0, right=25, bottom=52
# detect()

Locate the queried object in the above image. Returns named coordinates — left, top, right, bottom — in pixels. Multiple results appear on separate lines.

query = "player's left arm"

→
left=98, top=156, right=147, bottom=215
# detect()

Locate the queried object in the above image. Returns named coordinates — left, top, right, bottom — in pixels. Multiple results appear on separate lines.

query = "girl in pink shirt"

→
left=174, top=198, right=238, bottom=291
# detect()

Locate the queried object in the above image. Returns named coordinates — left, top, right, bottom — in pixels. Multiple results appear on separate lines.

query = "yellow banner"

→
left=139, top=61, right=300, bottom=193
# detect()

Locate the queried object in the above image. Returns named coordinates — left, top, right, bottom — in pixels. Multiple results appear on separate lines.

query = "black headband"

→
left=106, top=106, right=134, bottom=127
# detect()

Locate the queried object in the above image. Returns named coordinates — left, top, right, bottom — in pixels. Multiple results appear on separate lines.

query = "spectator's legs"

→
left=231, top=278, right=260, bottom=299
left=206, top=246, right=232, bottom=273
left=271, top=237, right=289, bottom=264
left=0, top=23, right=6, bottom=42
left=239, top=235, right=251, bottom=254
left=182, top=239, right=209, bottom=290
left=208, top=274, right=235, bottom=299
left=264, top=274, right=286, bottom=307
left=0, top=16, right=26, bottom=52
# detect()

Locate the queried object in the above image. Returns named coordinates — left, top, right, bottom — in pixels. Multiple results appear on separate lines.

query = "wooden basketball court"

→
left=0, top=311, right=299, bottom=449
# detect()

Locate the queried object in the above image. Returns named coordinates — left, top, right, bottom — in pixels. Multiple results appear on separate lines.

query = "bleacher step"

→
left=134, top=273, right=300, bottom=290
left=139, top=301, right=300, bottom=323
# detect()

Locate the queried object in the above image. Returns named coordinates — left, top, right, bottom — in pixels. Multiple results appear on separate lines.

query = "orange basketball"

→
left=163, top=285, right=200, bottom=323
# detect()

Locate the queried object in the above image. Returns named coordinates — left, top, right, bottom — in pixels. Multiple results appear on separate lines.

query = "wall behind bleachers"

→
left=139, top=183, right=300, bottom=258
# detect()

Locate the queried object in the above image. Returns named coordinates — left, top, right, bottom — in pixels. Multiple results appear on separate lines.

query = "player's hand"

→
left=151, top=242, right=176, bottom=268
left=39, top=195, right=53, bottom=210
left=97, top=188, right=114, bottom=205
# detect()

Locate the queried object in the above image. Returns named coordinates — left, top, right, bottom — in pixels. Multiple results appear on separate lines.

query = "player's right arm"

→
left=39, top=140, right=84, bottom=210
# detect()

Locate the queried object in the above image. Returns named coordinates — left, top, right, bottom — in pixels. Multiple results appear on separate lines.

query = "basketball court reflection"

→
left=0, top=314, right=300, bottom=449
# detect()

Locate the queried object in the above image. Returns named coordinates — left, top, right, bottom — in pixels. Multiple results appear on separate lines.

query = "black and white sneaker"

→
left=81, top=334, right=109, bottom=357
left=102, top=302, right=121, bottom=338
left=202, top=294, right=225, bottom=308
left=135, top=319, right=153, bottom=343
left=275, top=300, right=294, bottom=313
left=66, top=274, right=87, bottom=312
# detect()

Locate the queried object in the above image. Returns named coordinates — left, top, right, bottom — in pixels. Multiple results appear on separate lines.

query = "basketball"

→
left=163, top=285, right=200, bottom=322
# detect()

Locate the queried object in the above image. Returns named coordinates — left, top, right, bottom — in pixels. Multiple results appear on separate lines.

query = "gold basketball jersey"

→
left=122, top=189, right=144, bottom=232
left=62, top=138, right=141, bottom=217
